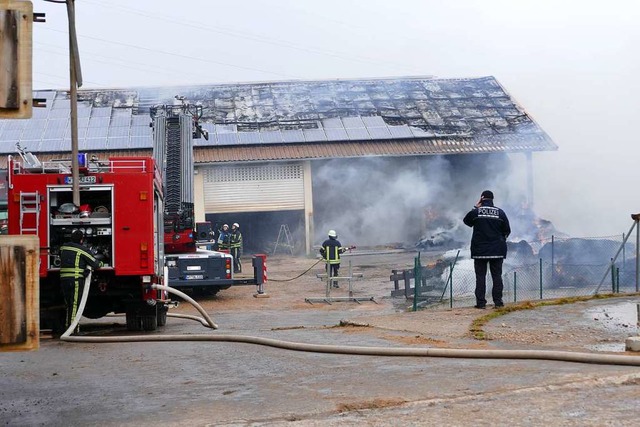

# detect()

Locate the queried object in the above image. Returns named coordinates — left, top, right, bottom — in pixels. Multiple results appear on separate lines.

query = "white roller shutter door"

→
left=203, top=163, right=304, bottom=213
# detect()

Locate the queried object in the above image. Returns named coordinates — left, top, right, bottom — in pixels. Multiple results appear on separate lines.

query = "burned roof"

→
left=0, top=76, right=556, bottom=160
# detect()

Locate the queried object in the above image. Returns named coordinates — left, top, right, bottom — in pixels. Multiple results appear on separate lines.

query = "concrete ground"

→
left=2, top=251, right=640, bottom=426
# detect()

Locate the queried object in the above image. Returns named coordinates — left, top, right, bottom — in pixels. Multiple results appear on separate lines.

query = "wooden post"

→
left=0, top=235, right=39, bottom=351
left=0, top=0, right=32, bottom=119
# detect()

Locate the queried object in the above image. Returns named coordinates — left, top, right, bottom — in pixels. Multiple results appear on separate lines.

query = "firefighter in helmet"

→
left=229, top=223, right=243, bottom=273
left=320, top=229, right=347, bottom=288
left=59, top=229, right=103, bottom=332
left=217, top=224, right=230, bottom=252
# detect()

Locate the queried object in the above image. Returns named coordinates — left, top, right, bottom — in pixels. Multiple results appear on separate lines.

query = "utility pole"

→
left=65, top=0, right=82, bottom=205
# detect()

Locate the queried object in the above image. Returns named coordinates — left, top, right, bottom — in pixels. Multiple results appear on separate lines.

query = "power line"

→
left=38, top=27, right=302, bottom=80
left=80, top=0, right=421, bottom=73
left=35, top=41, right=229, bottom=86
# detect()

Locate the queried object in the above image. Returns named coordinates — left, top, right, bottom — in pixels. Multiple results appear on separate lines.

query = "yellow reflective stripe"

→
left=71, top=279, right=80, bottom=325
left=60, top=245, right=97, bottom=264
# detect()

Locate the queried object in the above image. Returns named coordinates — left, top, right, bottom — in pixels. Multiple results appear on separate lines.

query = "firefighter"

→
left=59, top=229, right=103, bottom=332
left=229, top=222, right=243, bottom=273
left=218, top=224, right=230, bottom=252
left=320, top=229, right=347, bottom=288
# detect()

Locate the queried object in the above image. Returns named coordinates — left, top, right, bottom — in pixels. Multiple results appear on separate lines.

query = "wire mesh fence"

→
left=414, top=231, right=640, bottom=310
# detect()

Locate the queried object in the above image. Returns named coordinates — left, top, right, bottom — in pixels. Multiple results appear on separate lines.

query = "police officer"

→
left=320, top=229, right=347, bottom=288
left=59, top=229, right=103, bottom=331
left=463, top=190, right=511, bottom=309
left=229, top=223, right=243, bottom=273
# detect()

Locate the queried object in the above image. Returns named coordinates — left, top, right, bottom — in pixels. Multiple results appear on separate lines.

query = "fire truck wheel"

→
left=125, top=311, right=142, bottom=331
left=141, top=314, right=158, bottom=331
left=157, top=306, right=168, bottom=327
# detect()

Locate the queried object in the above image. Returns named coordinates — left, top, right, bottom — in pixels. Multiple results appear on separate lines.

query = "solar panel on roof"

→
left=322, top=118, right=343, bottom=129
left=31, top=107, right=49, bottom=119
left=129, top=136, right=151, bottom=148
left=92, top=107, right=112, bottom=117
left=346, top=127, right=370, bottom=140
left=43, top=119, right=68, bottom=139
left=49, top=108, right=69, bottom=119
left=77, top=105, right=91, bottom=118
left=282, top=129, right=303, bottom=143
left=342, top=117, right=365, bottom=128
left=82, top=138, right=108, bottom=150
left=107, top=137, right=129, bottom=149
left=362, top=116, right=386, bottom=127
left=260, top=130, right=283, bottom=143
left=217, top=133, right=239, bottom=145
left=410, top=127, right=433, bottom=137
left=214, top=124, right=236, bottom=134
left=388, top=125, right=413, bottom=138
left=130, top=126, right=150, bottom=137
left=4, top=120, right=25, bottom=131
left=1, top=129, right=23, bottom=140
left=0, top=140, right=17, bottom=153
left=302, top=129, right=326, bottom=142
left=21, top=124, right=45, bottom=141
left=236, top=132, right=260, bottom=144
left=110, top=116, right=130, bottom=128
left=367, top=126, right=392, bottom=139
left=108, top=126, right=129, bottom=137
left=193, top=132, right=216, bottom=146
left=325, top=128, right=348, bottom=141
left=86, top=126, right=108, bottom=138
left=52, top=99, right=70, bottom=109
left=131, top=115, right=149, bottom=126
left=43, top=139, right=70, bottom=152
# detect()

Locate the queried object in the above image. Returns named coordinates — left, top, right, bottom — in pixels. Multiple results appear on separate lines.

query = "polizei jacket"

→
left=463, top=200, right=511, bottom=259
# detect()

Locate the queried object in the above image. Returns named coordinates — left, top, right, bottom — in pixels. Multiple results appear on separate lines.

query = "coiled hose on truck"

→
left=61, top=273, right=640, bottom=367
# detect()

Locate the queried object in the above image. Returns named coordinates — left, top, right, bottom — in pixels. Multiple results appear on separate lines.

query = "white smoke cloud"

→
left=312, top=153, right=538, bottom=247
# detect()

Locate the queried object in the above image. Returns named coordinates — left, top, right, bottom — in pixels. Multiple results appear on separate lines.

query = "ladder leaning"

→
left=19, top=191, right=40, bottom=235
left=273, top=224, right=294, bottom=255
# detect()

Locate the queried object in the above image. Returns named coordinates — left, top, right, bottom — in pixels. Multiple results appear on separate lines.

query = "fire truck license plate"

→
left=185, top=274, right=204, bottom=280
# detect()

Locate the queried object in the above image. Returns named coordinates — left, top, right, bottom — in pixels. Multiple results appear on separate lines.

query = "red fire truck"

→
left=6, top=150, right=168, bottom=332
left=151, top=103, right=245, bottom=295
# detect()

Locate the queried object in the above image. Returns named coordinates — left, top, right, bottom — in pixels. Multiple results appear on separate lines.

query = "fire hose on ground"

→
left=61, top=273, right=640, bottom=367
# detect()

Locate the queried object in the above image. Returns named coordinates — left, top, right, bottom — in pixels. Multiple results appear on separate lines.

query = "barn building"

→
left=0, top=75, right=556, bottom=254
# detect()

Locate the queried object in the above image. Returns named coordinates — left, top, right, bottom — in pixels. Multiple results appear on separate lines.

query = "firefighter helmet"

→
left=232, top=222, right=239, bottom=228
left=222, top=224, right=229, bottom=229
left=79, top=204, right=91, bottom=218
left=328, top=229, right=337, bottom=238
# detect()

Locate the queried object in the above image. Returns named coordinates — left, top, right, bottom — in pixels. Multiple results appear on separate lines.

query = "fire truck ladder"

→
left=19, top=191, right=41, bottom=235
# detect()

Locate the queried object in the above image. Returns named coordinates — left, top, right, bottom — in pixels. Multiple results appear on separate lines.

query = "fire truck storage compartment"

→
left=48, top=185, right=114, bottom=269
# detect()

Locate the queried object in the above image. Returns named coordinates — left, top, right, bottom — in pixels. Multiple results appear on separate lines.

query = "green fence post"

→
left=513, top=271, right=517, bottom=302
left=623, top=232, right=626, bottom=269
left=616, top=267, right=620, bottom=293
left=551, top=235, right=555, bottom=284
left=449, top=262, right=453, bottom=309
left=611, top=258, right=615, bottom=293
left=413, top=253, right=420, bottom=312
left=539, top=258, right=543, bottom=300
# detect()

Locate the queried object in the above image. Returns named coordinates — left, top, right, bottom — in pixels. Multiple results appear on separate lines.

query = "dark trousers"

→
left=326, top=263, right=340, bottom=287
left=61, top=277, right=83, bottom=329
left=473, top=258, right=504, bottom=306
left=231, top=247, right=242, bottom=273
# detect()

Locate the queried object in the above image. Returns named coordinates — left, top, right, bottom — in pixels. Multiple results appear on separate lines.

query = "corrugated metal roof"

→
left=0, top=133, right=554, bottom=169
left=0, top=75, right=556, bottom=160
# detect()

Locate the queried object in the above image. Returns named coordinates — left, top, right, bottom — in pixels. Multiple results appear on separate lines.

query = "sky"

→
left=30, top=0, right=640, bottom=238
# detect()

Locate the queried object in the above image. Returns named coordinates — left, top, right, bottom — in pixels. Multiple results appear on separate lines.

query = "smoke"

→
left=312, top=152, right=537, bottom=247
